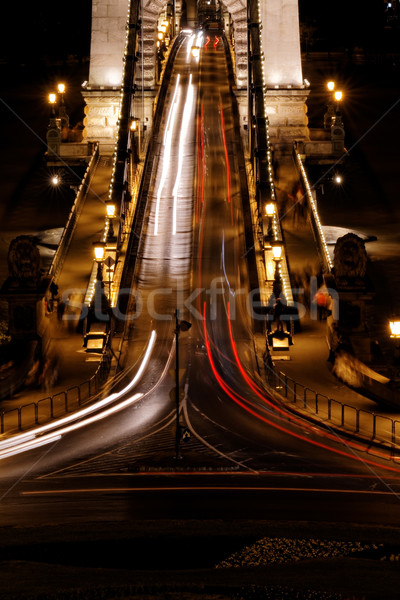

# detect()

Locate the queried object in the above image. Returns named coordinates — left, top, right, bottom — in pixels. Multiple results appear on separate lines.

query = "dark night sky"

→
left=1, top=1, right=398, bottom=65
left=0, top=1, right=92, bottom=64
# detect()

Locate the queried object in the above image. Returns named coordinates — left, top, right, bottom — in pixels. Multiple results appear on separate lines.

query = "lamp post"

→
left=130, top=117, right=140, bottom=158
left=389, top=319, right=400, bottom=365
left=324, top=81, right=336, bottom=129
left=105, top=200, right=117, bottom=245
left=57, top=82, right=69, bottom=130
left=334, top=90, right=343, bottom=116
left=46, top=93, right=61, bottom=158
left=331, top=91, right=345, bottom=155
left=271, top=240, right=283, bottom=299
left=174, top=309, right=191, bottom=459
left=264, top=201, right=276, bottom=246
left=93, top=241, right=105, bottom=282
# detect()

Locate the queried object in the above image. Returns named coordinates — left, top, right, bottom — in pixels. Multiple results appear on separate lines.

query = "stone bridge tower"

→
left=83, top=0, right=308, bottom=152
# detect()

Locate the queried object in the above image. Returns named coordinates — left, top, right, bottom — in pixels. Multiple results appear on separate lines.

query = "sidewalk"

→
left=0, top=157, right=113, bottom=418
left=252, top=154, right=400, bottom=450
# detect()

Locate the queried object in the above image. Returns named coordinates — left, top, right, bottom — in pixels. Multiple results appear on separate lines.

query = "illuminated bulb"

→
left=93, top=241, right=105, bottom=261
left=327, top=81, right=335, bottom=91
left=49, top=93, right=56, bottom=104
left=58, top=83, right=65, bottom=93
left=390, top=320, right=400, bottom=337
left=271, top=243, right=283, bottom=260
left=106, top=202, right=116, bottom=218
left=265, top=202, right=276, bottom=217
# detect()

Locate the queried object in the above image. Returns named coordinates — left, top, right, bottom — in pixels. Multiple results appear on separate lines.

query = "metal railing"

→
left=0, top=338, right=111, bottom=435
left=266, top=366, right=400, bottom=459
left=294, top=148, right=333, bottom=274
left=48, top=143, right=100, bottom=283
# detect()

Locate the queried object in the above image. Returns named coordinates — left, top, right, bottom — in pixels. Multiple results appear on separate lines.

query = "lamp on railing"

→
left=334, top=90, right=343, bottom=115
left=57, top=82, right=69, bottom=129
left=130, top=117, right=139, bottom=132
left=264, top=201, right=276, bottom=247
left=271, top=240, right=283, bottom=298
left=49, top=93, right=57, bottom=116
left=93, top=241, right=105, bottom=281
left=331, top=90, right=345, bottom=155
left=105, top=200, right=117, bottom=245
left=46, top=93, right=61, bottom=158
left=389, top=318, right=400, bottom=365
left=130, top=117, right=140, bottom=159
left=323, top=81, right=336, bottom=129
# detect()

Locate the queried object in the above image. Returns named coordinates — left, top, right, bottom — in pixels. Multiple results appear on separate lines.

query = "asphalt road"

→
left=1, top=30, right=400, bottom=600
left=0, top=31, right=400, bottom=536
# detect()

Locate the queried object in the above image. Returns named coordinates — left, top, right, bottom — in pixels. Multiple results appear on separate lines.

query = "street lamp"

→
left=334, top=174, right=343, bottom=184
left=93, top=241, right=105, bottom=281
left=130, top=117, right=140, bottom=158
left=48, top=93, right=57, bottom=115
left=264, top=201, right=276, bottom=246
left=57, top=82, right=69, bottom=129
left=389, top=318, right=400, bottom=365
left=324, top=81, right=336, bottom=129
left=334, top=90, right=343, bottom=115
left=46, top=93, right=61, bottom=157
left=174, top=309, right=191, bottom=459
left=271, top=240, right=283, bottom=299
left=105, top=200, right=117, bottom=244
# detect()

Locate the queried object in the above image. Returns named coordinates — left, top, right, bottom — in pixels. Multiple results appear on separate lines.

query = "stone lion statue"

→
left=333, top=233, right=367, bottom=281
left=7, top=235, right=41, bottom=287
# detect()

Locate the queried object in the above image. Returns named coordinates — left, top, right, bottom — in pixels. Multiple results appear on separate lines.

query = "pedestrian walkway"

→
left=250, top=152, right=400, bottom=451
left=0, top=156, right=113, bottom=421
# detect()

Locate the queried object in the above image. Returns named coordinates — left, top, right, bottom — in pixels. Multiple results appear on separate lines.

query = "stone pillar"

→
left=260, top=0, right=309, bottom=145
left=230, top=3, right=248, bottom=90
left=82, top=90, right=122, bottom=155
left=261, top=0, right=302, bottom=87
left=82, top=0, right=130, bottom=153
left=88, top=0, right=130, bottom=88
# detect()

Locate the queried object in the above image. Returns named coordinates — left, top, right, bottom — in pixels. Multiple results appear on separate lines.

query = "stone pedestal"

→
left=265, top=88, right=310, bottom=147
left=0, top=278, right=51, bottom=343
left=82, top=89, right=122, bottom=155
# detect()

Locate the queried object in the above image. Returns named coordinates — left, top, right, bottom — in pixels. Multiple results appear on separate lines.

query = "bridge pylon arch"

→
left=82, top=0, right=308, bottom=153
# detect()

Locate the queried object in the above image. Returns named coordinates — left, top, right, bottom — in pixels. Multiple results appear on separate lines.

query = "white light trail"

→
left=172, top=73, right=194, bottom=235
left=0, top=331, right=157, bottom=459
left=186, top=34, right=196, bottom=60
left=154, top=76, right=181, bottom=236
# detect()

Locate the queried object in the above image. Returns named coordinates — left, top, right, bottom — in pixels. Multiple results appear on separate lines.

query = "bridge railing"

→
left=48, top=143, right=100, bottom=283
left=294, top=147, right=333, bottom=274
left=0, top=334, right=111, bottom=435
left=266, top=365, right=400, bottom=460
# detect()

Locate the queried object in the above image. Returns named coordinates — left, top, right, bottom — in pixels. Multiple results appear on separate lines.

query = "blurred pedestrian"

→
left=273, top=297, right=285, bottom=332
left=314, top=288, right=329, bottom=320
